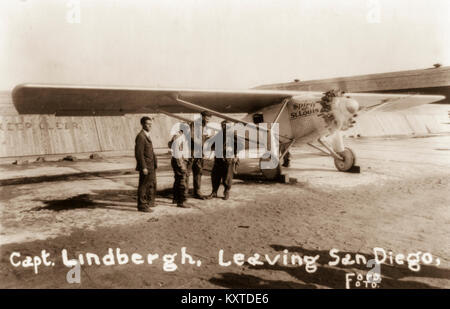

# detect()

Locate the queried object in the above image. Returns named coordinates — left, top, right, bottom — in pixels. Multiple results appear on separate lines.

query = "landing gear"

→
left=259, top=139, right=296, bottom=180
left=308, top=137, right=360, bottom=173
left=334, top=147, right=356, bottom=172
left=281, top=151, right=291, bottom=167
left=259, top=158, right=281, bottom=180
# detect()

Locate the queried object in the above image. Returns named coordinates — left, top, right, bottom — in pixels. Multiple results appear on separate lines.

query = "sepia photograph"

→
left=0, top=0, right=449, bottom=295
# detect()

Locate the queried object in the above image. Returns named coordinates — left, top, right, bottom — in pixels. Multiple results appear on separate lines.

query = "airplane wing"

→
left=346, top=92, right=446, bottom=112
left=12, top=84, right=298, bottom=116
left=12, top=84, right=445, bottom=116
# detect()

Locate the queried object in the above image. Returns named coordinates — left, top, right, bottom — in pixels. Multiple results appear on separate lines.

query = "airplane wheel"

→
left=259, top=156, right=281, bottom=180
left=334, top=147, right=356, bottom=172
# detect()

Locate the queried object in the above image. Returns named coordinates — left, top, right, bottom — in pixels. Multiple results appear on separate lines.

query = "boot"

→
left=223, top=191, right=230, bottom=200
left=206, top=192, right=218, bottom=199
left=138, top=207, right=151, bottom=213
left=193, top=192, right=206, bottom=200
left=177, top=202, right=191, bottom=208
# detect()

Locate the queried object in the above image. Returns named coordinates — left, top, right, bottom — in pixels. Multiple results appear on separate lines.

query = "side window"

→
left=253, top=113, right=264, bottom=124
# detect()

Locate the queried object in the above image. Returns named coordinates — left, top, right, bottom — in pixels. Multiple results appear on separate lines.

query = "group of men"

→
left=134, top=112, right=238, bottom=212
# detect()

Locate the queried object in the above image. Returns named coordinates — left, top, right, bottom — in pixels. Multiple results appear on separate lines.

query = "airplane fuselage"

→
left=243, top=92, right=356, bottom=148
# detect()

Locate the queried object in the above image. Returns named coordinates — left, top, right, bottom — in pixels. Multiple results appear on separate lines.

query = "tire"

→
left=259, top=155, right=281, bottom=180
left=334, top=147, right=356, bottom=172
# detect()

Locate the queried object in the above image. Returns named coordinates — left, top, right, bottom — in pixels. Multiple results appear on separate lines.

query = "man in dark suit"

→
left=135, top=116, right=158, bottom=212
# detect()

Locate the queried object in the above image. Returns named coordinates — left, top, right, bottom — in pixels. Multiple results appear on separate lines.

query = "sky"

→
left=1, top=0, right=449, bottom=91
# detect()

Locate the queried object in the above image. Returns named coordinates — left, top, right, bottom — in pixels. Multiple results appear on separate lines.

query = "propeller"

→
left=318, top=89, right=359, bottom=133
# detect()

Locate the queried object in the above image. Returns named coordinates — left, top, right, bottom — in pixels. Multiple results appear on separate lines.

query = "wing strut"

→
left=272, top=98, right=290, bottom=123
left=175, top=96, right=294, bottom=142
left=157, top=109, right=224, bottom=134
left=157, top=109, right=193, bottom=124
left=280, top=139, right=296, bottom=161
left=176, top=97, right=259, bottom=128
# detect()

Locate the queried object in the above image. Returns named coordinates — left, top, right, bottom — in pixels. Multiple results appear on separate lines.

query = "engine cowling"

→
left=318, top=90, right=359, bottom=134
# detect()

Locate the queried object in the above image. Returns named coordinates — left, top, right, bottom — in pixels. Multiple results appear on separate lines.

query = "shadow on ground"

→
left=209, top=272, right=316, bottom=289
left=286, top=167, right=337, bottom=173
left=210, top=245, right=449, bottom=289
left=30, top=188, right=177, bottom=212
left=29, top=175, right=310, bottom=213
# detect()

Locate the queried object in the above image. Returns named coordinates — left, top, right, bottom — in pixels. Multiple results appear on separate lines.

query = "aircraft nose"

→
left=345, top=99, right=359, bottom=114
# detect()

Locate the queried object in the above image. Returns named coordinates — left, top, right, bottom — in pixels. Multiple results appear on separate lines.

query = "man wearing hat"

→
left=185, top=111, right=212, bottom=199
left=207, top=120, right=240, bottom=200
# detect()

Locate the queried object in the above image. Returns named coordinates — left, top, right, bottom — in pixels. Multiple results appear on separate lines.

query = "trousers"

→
left=211, top=158, right=235, bottom=193
left=185, top=158, right=204, bottom=195
left=137, top=169, right=156, bottom=209
left=171, top=157, right=187, bottom=204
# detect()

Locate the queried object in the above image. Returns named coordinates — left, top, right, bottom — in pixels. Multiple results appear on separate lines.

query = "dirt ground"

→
left=0, top=135, right=449, bottom=289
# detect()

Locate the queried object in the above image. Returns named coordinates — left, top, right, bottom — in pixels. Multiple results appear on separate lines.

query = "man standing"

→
left=208, top=120, right=240, bottom=201
left=185, top=111, right=212, bottom=200
left=169, top=126, right=191, bottom=208
left=135, top=116, right=158, bottom=212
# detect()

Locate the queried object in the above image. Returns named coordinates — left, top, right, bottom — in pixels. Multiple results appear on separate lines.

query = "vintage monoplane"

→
left=12, top=83, right=444, bottom=178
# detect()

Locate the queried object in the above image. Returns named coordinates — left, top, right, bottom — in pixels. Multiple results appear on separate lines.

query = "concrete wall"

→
left=1, top=110, right=447, bottom=157
left=0, top=114, right=181, bottom=157
left=344, top=113, right=449, bottom=137
left=343, top=105, right=449, bottom=137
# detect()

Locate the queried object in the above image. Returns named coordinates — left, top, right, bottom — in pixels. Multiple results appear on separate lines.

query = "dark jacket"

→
left=135, top=130, right=157, bottom=171
left=211, top=129, right=241, bottom=159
